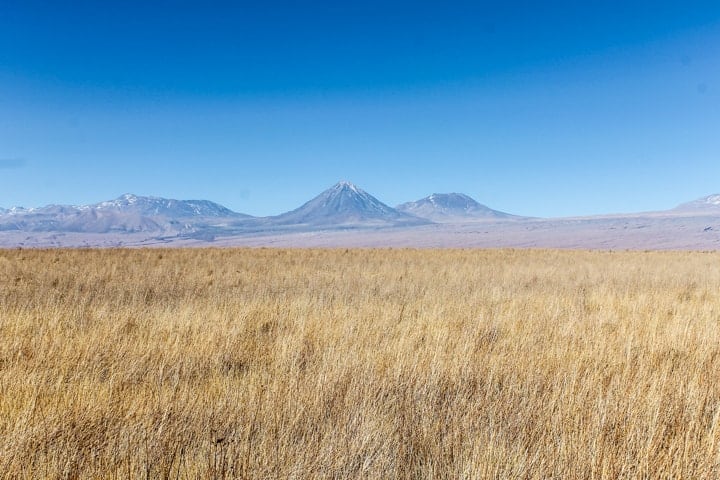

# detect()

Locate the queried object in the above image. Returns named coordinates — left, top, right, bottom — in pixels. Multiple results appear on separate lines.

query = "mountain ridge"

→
left=0, top=194, right=248, bottom=234
left=92, top=193, right=249, bottom=218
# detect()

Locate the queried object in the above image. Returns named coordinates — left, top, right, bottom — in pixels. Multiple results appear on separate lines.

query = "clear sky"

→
left=1, top=1, right=719, bottom=217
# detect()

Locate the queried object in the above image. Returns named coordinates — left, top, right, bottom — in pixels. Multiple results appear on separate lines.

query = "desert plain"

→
left=2, top=248, right=720, bottom=478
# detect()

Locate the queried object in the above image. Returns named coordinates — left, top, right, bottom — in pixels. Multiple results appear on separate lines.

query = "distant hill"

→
left=268, top=181, right=427, bottom=227
left=396, top=193, right=517, bottom=222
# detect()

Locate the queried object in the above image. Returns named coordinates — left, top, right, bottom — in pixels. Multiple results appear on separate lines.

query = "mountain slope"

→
left=269, top=181, right=427, bottom=227
left=0, top=208, right=166, bottom=234
left=673, top=194, right=720, bottom=212
left=396, top=193, right=517, bottom=222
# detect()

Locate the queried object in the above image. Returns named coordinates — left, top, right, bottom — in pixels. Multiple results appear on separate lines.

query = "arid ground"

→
left=2, top=248, right=720, bottom=478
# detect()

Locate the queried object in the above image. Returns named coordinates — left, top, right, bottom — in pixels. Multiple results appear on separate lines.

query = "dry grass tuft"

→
left=2, top=248, right=720, bottom=478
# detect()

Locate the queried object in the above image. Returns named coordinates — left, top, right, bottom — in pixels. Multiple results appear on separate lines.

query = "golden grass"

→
left=1, top=248, right=720, bottom=478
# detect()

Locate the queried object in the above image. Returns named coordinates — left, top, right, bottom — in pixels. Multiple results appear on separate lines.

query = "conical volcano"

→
left=271, top=181, right=427, bottom=227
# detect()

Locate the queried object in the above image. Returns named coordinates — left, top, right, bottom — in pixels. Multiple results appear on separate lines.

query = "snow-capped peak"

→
left=120, top=193, right=139, bottom=204
left=96, top=193, right=145, bottom=209
left=333, top=180, right=362, bottom=194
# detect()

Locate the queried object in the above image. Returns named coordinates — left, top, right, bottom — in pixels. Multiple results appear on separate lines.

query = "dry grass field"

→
left=2, top=248, right=720, bottom=478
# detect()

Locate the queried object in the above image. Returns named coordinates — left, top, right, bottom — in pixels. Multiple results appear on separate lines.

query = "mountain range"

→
left=0, top=181, right=507, bottom=235
left=2, top=183, right=720, bottom=248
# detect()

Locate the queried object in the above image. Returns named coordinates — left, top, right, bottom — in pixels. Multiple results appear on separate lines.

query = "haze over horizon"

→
left=2, top=1, right=719, bottom=217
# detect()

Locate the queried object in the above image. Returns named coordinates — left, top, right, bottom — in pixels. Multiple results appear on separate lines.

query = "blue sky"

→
left=1, top=1, right=719, bottom=217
